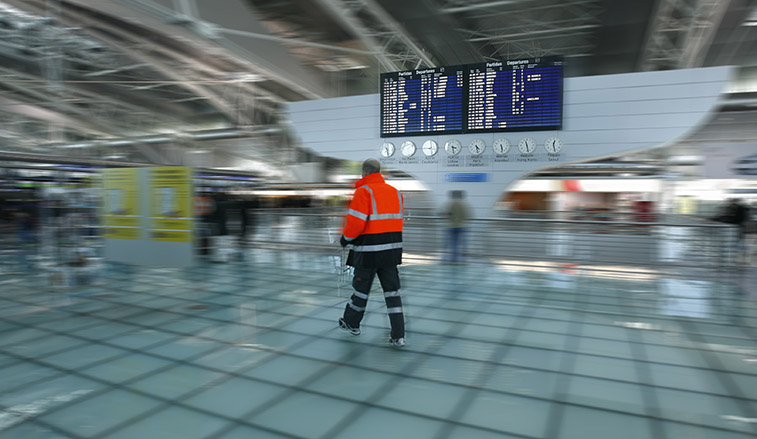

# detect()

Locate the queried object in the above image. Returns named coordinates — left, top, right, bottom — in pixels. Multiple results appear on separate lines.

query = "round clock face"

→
left=544, top=137, right=562, bottom=154
left=493, top=138, right=510, bottom=155
left=468, top=139, right=486, bottom=156
left=445, top=139, right=462, bottom=156
left=518, top=137, right=536, bottom=154
left=380, top=142, right=395, bottom=158
left=422, top=140, right=438, bottom=157
left=401, top=140, right=416, bottom=157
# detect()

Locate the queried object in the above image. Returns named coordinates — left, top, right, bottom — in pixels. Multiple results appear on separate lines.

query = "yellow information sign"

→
left=103, top=227, right=141, bottom=240
left=102, top=168, right=140, bottom=239
left=149, top=167, right=193, bottom=242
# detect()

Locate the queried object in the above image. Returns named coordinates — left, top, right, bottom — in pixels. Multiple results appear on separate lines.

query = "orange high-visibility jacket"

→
left=342, top=172, right=404, bottom=268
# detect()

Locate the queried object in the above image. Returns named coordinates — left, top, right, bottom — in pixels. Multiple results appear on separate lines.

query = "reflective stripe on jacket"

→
left=343, top=172, right=403, bottom=267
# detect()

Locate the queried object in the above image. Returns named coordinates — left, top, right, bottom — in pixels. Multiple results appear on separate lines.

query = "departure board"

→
left=467, top=57, right=563, bottom=132
left=379, top=57, right=563, bottom=137
left=380, top=66, right=465, bottom=137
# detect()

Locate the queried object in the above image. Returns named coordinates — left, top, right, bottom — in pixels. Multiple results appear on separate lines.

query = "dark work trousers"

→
left=342, top=265, right=404, bottom=339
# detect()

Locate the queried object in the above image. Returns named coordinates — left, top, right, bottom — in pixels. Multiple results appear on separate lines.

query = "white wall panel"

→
left=568, top=98, right=716, bottom=118
left=286, top=66, right=732, bottom=216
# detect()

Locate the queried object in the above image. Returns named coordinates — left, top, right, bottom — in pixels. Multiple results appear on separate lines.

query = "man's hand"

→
left=340, top=235, right=349, bottom=247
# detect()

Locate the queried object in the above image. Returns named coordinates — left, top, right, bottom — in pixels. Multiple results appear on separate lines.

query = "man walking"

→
left=338, top=159, right=406, bottom=347
left=442, top=190, right=471, bottom=264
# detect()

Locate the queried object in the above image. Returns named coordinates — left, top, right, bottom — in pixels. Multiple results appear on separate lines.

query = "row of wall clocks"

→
left=380, top=137, right=563, bottom=158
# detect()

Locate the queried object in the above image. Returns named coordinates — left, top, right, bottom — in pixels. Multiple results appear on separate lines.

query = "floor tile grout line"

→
left=619, top=282, right=671, bottom=439
left=5, top=303, right=757, bottom=399
left=4, top=297, right=757, bottom=404
left=543, top=273, right=594, bottom=439
left=315, top=287, right=518, bottom=439
left=8, top=280, right=756, bottom=362
left=7, top=313, right=756, bottom=417
left=676, top=319, right=757, bottom=436
left=4, top=268, right=757, bottom=346
left=2, top=302, right=752, bottom=434
left=3, top=336, right=751, bottom=439
left=85, top=300, right=351, bottom=439
left=11, top=262, right=756, bottom=330
left=433, top=270, right=554, bottom=439
left=1, top=258, right=756, bottom=434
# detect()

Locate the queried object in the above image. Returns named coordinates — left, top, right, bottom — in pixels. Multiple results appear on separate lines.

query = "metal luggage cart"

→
left=335, top=246, right=353, bottom=297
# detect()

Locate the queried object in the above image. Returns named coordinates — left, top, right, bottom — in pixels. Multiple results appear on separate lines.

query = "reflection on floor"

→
left=1, top=250, right=756, bottom=439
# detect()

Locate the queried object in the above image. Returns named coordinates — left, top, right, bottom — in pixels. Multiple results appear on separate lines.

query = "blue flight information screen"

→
left=381, top=66, right=465, bottom=137
left=379, top=57, right=563, bottom=137
left=467, top=58, right=563, bottom=132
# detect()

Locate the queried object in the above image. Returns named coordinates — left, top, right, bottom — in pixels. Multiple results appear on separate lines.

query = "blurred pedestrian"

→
left=338, top=158, right=406, bottom=347
left=441, top=190, right=471, bottom=264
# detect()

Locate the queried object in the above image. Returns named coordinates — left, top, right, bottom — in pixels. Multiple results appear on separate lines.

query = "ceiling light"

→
left=744, top=8, right=757, bottom=26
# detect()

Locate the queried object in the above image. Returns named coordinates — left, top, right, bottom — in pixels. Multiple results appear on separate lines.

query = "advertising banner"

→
left=102, top=168, right=140, bottom=239
left=148, top=167, right=193, bottom=242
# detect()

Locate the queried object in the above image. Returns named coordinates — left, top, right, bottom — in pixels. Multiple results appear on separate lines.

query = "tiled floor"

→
left=1, top=250, right=756, bottom=439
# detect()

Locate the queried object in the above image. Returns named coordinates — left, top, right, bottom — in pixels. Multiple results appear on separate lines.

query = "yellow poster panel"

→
left=102, top=168, right=140, bottom=235
left=149, top=230, right=193, bottom=242
left=103, top=227, right=141, bottom=240
left=149, top=167, right=193, bottom=242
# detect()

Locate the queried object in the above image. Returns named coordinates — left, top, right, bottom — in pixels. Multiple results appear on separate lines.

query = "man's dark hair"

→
left=362, top=158, right=381, bottom=176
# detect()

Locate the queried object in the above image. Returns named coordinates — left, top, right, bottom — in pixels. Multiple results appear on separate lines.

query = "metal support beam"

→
left=639, top=0, right=731, bottom=71
left=312, top=0, right=399, bottom=72
left=312, top=0, right=436, bottom=71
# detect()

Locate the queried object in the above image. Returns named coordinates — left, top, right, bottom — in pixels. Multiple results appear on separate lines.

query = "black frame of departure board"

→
left=465, top=56, right=563, bottom=134
left=379, top=57, right=563, bottom=138
left=380, top=64, right=467, bottom=138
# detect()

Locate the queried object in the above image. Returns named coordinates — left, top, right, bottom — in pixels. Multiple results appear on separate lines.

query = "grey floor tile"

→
left=102, top=406, right=229, bottom=439
left=662, top=421, right=757, bottom=438
left=192, top=345, right=272, bottom=373
left=484, top=365, right=559, bottom=399
left=332, top=407, right=452, bottom=439
left=143, top=337, right=222, bottom=361
left=576, top=337, right=636, bottom=360
left=566, top=376, right=647, bottom=415
left=80, top=353, right=173, bottom=383
left=128, top=363, right=225, bottom=399
left=499, top=345, right=565, bottom=372
left=105, top=330, right=179, bottom=350
left=304, top=365, right=397, bottom=402
left=654, top=388, right=755, bottom=433
left=37, top=389, right=163, bottom=437
left=557, top=404, right=653, bottom=439
left=459, top=390, right=550, bottom=437
left=0, top=327, right=52, bottom=347
left=375, top=377, right=468, bottom=419
left=0, top=362, right=65, bottom=393
left=0, top=374, right=104, bottom=411
left=571, top=354, right=641, bottom=382
left=242, top=354, right=330, bottom=386
left=38, top=343, right=128, bottom=370
left=2, top=334, right=88, bottom=359
left=214, top=424, right=292, bottom=439
left=184, top=377, right=288, bottom=418
left=647, top=362, right=731, bottom=395
left=250, top=392, right=358, bottom=438
left=409, top=356, right=488, bottom=387
left=0, top=421, right=76, bottom=439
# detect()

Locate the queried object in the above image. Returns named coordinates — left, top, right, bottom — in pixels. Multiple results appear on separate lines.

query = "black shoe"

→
left=338, top=318, right=360, bottom=336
